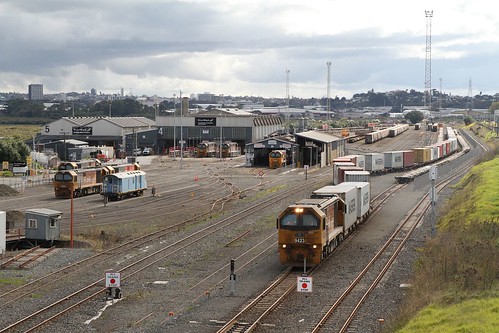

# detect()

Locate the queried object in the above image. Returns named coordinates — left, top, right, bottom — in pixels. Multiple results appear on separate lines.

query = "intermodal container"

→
left=364, top=153, right=385, bottom=172
left=337, top=166, right=363, bottom=184
left=312, top=184, right=358, bottom=230
left=333, top=162, right=355, bottom=185
left=344, top=171, right=370, bottom=183
left=344, top=154, right=365, bottom=169
left=402, top=150, right=415, bottom=168
left=413, top=147, right=431, bottom=163
left=384, top=151, right=404, bottom=169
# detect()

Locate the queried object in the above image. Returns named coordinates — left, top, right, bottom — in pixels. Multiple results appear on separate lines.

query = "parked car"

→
left=133, top=148, right=142, bottom=156
left=142, top=147, right=152, bottom=156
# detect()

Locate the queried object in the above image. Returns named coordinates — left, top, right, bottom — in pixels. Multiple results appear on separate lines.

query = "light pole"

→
left=173, top=93, right=176, bottom=160
left=286, top=69, right=290, bottom=127
left=220, top=94, right=224, bottom=160
left=180, top=90, right=183, bottom=169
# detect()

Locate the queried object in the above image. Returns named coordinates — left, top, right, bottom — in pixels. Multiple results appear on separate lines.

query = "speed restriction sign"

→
left=297, top=276, right=312, bottom=292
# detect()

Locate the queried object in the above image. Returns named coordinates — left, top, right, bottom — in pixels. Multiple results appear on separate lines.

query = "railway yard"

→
left=0, top=126, right=489, bottom=333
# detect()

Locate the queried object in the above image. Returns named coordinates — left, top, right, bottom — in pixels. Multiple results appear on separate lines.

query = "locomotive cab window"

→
left=281, top=214, right=297, bottom=226
left=280, top=211, right=319, bottom=230
left=270, top=151, right=282, bottom=158
left=302, top=214, right=319, bottom=227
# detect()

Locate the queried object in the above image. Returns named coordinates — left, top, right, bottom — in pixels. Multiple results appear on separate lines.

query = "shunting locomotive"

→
left=269, top=150, right=287, bottom=169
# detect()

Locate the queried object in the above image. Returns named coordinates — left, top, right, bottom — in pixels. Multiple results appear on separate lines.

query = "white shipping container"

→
left=344, top=170, right=370, bottom=183
left=312, top=184, right=358, bottom=231
left=344, top=154, right=366, bottom=169
left=364, top=153, right=385, bottom=172
left=384, top=151, right=404, bottom=169
left=341, top=182, right=370, bottom=220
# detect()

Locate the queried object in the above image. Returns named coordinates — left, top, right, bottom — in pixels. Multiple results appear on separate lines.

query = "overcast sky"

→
left=0, top=0, right=497, bottom=99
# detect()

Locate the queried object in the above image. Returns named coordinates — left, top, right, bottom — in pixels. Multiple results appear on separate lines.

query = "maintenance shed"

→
left=38, top=117, right=156, bottom=158
left=155, top=109, right=284, bottom=156
left=294, top=130, right=346, bottom=168
left=244, top=136, right=298, bottom=167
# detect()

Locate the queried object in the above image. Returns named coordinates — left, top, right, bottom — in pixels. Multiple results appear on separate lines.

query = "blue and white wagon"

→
left=101, top=170, right=147, bottom=200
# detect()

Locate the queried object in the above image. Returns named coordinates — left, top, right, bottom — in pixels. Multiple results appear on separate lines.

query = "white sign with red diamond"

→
left=106, top=272, right=121, bottom=288
left=297, top=276, right=312, bottom=292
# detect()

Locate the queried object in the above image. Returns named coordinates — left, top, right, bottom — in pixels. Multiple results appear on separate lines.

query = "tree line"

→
left=1, top=98, right=156, bottom=121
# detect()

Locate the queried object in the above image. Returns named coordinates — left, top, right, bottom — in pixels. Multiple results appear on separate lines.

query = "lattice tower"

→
left=425, top=10, right=433, bottom=110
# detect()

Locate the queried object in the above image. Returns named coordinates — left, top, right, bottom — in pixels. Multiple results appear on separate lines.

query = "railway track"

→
left=0, top=170, right=328, bottom=332
left=212, top=130, right=486, bottom=333
left=0, top=246, right=56, bottom=269
left=309, top=145, right=483, bottom=332
left=212, top=182, right=406, bottom=333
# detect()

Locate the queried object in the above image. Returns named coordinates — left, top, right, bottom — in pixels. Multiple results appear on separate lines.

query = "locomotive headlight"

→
left=294, top=208, right=304, bottom=214
left=312, top=244, right=318, bottom=249
left=282, top=244, right=287, bottom=249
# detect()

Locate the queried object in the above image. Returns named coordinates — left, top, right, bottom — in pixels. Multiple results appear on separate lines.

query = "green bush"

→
left=1, top=171, right=14, bottom=177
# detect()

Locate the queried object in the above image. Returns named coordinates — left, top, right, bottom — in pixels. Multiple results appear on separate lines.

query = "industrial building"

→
left=38, top=111, right=345, bottom=168
left=245, top=131, right=345, bottom=168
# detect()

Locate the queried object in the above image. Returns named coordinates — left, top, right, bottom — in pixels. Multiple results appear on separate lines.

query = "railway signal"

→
left=229, top=259, right=236, bottom=296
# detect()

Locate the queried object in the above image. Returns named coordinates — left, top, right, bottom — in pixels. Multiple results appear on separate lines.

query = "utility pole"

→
left=180, top=90, right=183, bottom=169
left=286, top=69, right=290, bottom=128
left=439, top=78, right=443, bottom=111
left=327, top=61, right=332, bottom=128
left=219, top=94, right=224, bottom=161
left=173, top=93, right=176, bottom=161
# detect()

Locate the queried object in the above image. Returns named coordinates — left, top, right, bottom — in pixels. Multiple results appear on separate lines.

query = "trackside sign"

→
left=297, top=276, right=312, bottom=292
left=106, top=272, right=121, bottom=287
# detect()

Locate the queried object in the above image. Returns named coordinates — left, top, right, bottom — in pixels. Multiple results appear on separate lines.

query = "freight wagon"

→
left=53, top=163, right=140, bottom=198
left=365, top=124, right=408, bottom=144
left=388, top=124, right=409, bottom=137
left=101, top=170, right=147, bottom=200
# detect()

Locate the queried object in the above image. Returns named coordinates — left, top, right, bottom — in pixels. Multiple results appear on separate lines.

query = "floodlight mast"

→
left=424, top=10, right=433, bottom=111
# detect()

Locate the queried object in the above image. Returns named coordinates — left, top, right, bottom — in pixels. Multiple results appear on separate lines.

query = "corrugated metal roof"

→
left=64, top=117, right=155, bottom=128
left=105, top=117, right=156, bottom=127
left=62, top=117, right=95, bottom=126
left=294, top=130, right=343, bottom=143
